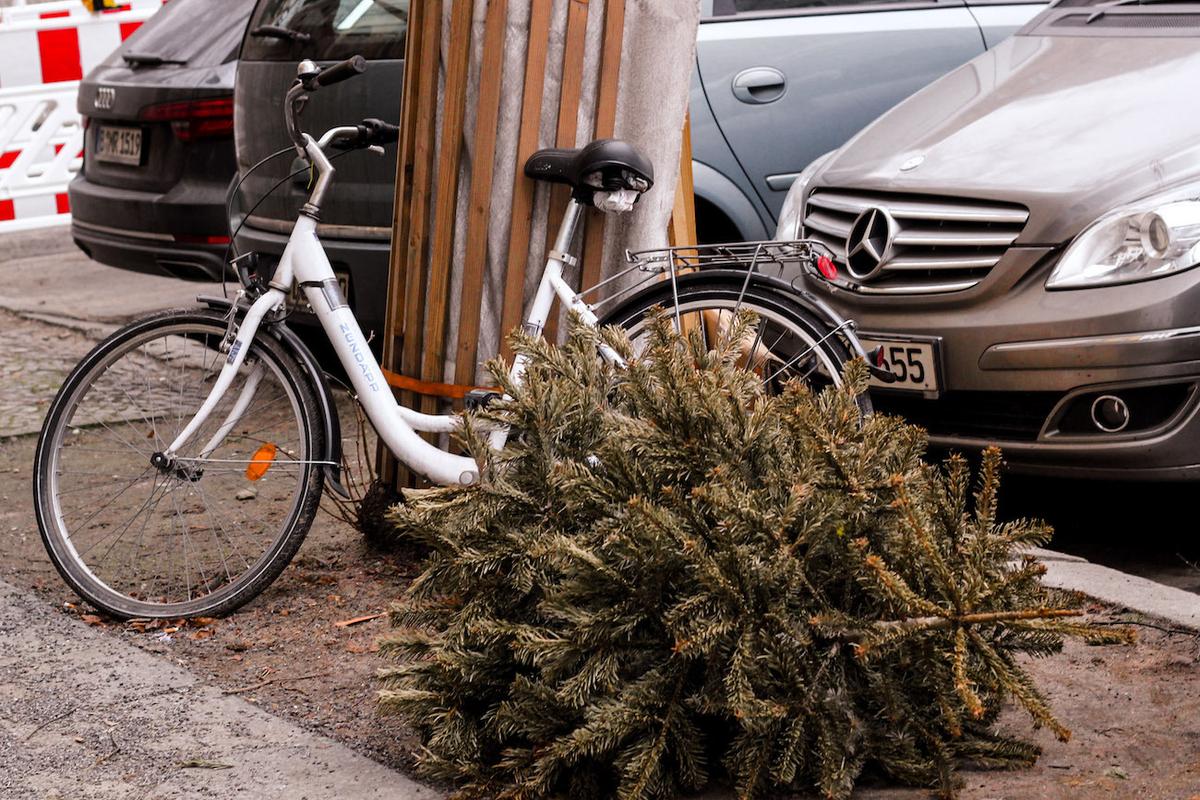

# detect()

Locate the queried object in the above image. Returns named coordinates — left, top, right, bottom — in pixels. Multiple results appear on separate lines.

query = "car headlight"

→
left=774, top=150, right=837, bottom=240
left=1047, top=188, right=1200, bottom=289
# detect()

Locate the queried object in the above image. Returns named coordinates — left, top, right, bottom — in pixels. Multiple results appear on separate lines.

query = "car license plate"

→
left=859, top=335, right=940, bottom=393
left=95, top=125, right=142, bottom=165
left=290, top=271, right=350, bottom=311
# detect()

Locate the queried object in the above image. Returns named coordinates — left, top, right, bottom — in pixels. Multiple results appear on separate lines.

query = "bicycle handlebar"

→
left=315, top=55, right=367, bottom=88
left=282, top=58, right=396, bottom=210
left=345, top=118, right=400, bottom=149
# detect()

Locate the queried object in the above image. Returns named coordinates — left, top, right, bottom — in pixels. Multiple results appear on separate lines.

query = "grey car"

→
left=692, top=0, right=1046, bottom=242
left=233, top=0, right=407, bottom=342
left=777, top=0, right=1200, bottom=479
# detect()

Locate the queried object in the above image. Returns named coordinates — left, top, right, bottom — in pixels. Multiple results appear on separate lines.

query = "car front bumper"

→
left=802, top=246, right=1200, bottom=480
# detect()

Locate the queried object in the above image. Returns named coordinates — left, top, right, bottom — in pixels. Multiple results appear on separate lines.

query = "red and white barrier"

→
left=0, top=0, right=163, bottom=232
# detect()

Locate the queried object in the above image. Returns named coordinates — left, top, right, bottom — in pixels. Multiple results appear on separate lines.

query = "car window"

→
left=242, top=0, right=408, bottom=61
left=106, top=0, right=251, bottom=67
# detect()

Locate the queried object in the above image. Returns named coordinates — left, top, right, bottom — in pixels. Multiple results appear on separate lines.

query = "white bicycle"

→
left=34, top=57, right=889, bottom=619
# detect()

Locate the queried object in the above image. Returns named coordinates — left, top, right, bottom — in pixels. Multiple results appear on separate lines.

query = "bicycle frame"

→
left=163, top=133, right=616, bottom=487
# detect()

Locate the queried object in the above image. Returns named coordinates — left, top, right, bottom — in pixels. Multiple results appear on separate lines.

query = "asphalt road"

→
left=0, top=577, right=436, bottom=800
left=0, top=227, right=234, bottom=331
left=1003, top=476, right=1200, bottom=595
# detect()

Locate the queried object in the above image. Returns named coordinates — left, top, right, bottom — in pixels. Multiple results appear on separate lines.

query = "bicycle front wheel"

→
left=34, top=308, right=325, bottom=619
left=600, top=272, right=872, bottom=417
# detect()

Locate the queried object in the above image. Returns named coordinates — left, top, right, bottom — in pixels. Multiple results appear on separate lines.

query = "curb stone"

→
left=1029, top=548, right=1200, bottom=631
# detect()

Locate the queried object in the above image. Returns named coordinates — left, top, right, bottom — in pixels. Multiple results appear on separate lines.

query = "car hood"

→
left=814, top=34, right=1200, bottom=245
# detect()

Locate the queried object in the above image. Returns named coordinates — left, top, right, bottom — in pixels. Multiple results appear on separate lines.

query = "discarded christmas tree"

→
left=378, top=311, right=1129, bottom=800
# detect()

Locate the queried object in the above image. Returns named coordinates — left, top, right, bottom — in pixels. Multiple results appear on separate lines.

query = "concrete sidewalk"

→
left=0, top=227, right=233, bottom=334
left=0, top=578, right=437, bottom=800
left=1031, top=547, right=1200, bottom=630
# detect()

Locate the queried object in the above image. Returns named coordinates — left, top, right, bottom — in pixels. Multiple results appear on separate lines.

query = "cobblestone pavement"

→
left=0, top=309, right=108, bottom=438
left=0, top=227, right=236, bottom=438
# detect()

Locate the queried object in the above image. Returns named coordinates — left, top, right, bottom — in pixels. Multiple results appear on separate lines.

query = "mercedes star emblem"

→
left=844, top=207, right=896, bottom=281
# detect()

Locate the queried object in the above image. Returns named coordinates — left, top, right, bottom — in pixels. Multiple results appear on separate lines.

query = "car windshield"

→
left=107, top=0, right=251, bottom=68
left=1024, top=0, right=1200, bottom=35
left=243, top=0, right=409, bottom=61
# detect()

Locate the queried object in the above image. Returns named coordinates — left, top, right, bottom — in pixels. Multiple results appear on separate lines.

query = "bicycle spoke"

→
left=63, top=467, right=154, bottom=535
left=76, top=473, right=169, bottom=560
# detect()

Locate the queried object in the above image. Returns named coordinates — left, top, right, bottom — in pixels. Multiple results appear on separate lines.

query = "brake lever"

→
left=367, top=145, right=385, bottom=156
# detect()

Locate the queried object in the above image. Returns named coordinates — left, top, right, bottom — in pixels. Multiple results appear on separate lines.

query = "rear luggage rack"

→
left=579, top=239, right=828, bottom=313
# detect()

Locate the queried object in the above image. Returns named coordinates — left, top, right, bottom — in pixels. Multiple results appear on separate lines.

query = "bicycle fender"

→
left=198, top=295, right=350, bottom=499
left=688, top=269, right=873, bottom=361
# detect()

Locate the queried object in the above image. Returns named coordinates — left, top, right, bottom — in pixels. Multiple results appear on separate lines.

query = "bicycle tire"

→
left=34, top=308, right=325, bottom=619
left=599, top=272, right=873, bottom=417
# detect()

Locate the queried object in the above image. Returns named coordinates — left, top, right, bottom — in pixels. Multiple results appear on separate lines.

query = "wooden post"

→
left=395, top=0, right=442, bottom=418
left=417, top=0, right=474, bottom=421
left=579, top=0, right=625, bottom=292
left=378, top=0, right=697, bottom=491
left=541, top=0, right=593, bottom=345
left=379, top=0, right=440, bottom=484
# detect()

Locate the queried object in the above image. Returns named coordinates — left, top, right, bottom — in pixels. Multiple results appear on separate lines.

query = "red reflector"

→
left=817, top=255, right=838, bottom=280
left=139, top=96, right=234, bottom=141
left=174, top=234, right=231, bottom=245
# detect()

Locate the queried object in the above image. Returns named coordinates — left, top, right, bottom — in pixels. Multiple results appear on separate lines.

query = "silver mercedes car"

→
left=776, top=0, right=1200, bottom=480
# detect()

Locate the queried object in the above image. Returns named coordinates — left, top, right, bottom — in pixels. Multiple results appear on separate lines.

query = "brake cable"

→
left=220, top=145, right=357, bottom=298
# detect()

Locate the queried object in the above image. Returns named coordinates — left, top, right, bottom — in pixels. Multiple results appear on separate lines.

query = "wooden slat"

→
left=398, top=0, right=443, bottom=416
left=543, top=0, right=592, bottom=343
left=381, top=0, right=427, bottom=371
left=498, top=0, right=554, bottom=361
left=453, top=0, right=509, bottom=389
left=579, top=0, right=626, bottom=293
left=668, top=115, right=697, bottom=248
left=668, top=116, right=700, bottom=338
left=416, top=0, right=473, bottom=422
left=380, top=0, right=435, bottom=486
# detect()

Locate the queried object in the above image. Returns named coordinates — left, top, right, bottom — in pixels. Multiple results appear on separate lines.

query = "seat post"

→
left=551, top=198, right=586, bottom=262
left=516, top=198, right=587, bottom=347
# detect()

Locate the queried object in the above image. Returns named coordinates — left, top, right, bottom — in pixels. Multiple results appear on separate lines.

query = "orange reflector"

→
left=245, top=443, right=278, bottom=481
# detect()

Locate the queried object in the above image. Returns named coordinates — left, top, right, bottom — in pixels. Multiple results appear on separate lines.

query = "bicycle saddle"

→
left=524, top=138, right=654, bottom=202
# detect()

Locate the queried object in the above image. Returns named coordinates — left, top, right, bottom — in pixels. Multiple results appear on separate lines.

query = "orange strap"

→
left=381, top=368, right=498, bottom=400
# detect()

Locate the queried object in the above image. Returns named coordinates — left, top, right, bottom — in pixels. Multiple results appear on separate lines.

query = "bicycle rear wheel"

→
left=34, top=308, right=324, bottom=619
left=600, top=272, right=872, bottom=417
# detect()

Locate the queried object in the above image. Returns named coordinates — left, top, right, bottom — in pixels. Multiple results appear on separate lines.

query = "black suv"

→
left=70, top=0, right=253, bottom=282
left=232, top=0, right=408, bottom=340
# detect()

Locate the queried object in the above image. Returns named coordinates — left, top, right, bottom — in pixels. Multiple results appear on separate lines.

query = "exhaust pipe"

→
left=1090, top=394, right=1130, bottom=433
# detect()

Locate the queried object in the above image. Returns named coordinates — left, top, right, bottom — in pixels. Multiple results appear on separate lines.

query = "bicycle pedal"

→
left=465, top=390, right=502, bottom=410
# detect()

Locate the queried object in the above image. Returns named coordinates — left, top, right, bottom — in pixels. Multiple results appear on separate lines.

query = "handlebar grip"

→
left=315, top=55, right=367, bottom=88
left=362, top=118, right=399, bottom=146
